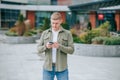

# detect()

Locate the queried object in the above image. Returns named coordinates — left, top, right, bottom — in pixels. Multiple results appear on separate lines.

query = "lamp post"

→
left=68, top=12, right=72, bottom=26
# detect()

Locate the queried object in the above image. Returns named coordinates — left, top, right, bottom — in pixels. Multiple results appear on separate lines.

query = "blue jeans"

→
left=43, top=66, right=69, bottom=80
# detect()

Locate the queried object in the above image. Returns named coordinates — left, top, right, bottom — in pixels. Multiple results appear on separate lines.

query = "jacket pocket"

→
left=44, top=36, right=50, bottom=44
left=62, top=38, right=68, bottom=46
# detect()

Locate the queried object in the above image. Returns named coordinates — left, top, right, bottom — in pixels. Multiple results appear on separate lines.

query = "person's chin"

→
left=53, top=29, right=57, bottom=31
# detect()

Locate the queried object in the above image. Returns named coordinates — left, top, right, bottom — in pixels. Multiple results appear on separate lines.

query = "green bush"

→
left=61, top=22, right=69, bottom=30
left=5, top=31, right=18, bottom=36
left=103, top=37, right=120, bottom=45
left=29, top=29, right=37, bottom=34
left=92, top=36, right=120, bottom=45
left=92, top=37, right=108, bottom=44
left=18, top=14, right=25, bottom=22
left=23, top=31, right=34, bottom=36
left=79, top=21, right=120, bottom=45
left=73, top=36, right=82, bottom=43
left=86, top=30, right=100, bottom=43
left=79, top=30, right=100, bottom=44
left=79, top=21, right=110, bottom=44
left=23, top=29, right=39, bottom=36
left=99, top=21, right=110, bottom=29
left=40, top=18, right=50, bottom=30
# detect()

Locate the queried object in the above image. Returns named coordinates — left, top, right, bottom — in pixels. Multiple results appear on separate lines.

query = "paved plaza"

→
left=0, top=42, right=120, bottom=80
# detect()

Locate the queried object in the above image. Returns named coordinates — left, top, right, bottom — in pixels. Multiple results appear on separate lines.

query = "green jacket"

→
left=37, top=27, right=74, bottom=72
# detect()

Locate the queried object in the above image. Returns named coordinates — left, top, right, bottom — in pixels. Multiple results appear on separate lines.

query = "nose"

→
left=53, top=23, right=57, bottom=27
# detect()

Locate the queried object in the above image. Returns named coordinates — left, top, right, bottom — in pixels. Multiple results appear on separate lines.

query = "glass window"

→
left=35, top=11, right=51, bottom=28
left=51, top=0, right=57, bottom=5
left=1, top=9, right=20, bottom=28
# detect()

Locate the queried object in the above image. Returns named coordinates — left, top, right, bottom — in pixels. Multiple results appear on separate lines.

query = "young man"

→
left=37, top=12, right=74, bottom=80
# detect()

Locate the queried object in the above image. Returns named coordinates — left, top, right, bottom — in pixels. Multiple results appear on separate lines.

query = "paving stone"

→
left=0, top=43, right=120, bottom=80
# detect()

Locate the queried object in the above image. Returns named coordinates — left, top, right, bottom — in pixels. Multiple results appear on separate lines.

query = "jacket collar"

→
left=48, top=27, right=65, bottom=33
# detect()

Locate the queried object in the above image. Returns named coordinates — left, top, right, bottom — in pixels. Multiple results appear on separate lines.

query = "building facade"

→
left=1, top=0, right=71, bottom=29
left=1, top=0, right=120, bottom=31
left=69, top=0, right=120, bottom=31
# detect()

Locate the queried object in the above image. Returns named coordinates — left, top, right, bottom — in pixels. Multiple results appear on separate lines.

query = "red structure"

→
left=26, top=11, right=35, bottom=29
left=98, top=13, right=104, bottom=20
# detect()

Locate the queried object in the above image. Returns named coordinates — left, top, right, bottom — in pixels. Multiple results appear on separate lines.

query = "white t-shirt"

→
left=52, top=30, right=59, bottom=63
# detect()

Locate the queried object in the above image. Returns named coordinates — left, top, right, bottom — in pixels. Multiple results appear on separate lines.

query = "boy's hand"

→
left=46, top=42, right=53, bottom=49
left=52, top=42, right=59, bottom=49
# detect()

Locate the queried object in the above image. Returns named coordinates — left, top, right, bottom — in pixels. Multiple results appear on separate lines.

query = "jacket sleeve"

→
left=59, top=31, right=74, bottom=54
left=37, top=31, right=47, bottom=54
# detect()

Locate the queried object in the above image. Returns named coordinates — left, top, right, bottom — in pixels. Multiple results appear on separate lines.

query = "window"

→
left=35, top=11, right=51, bottom=28
left=1, top=9, right=20, bottom=28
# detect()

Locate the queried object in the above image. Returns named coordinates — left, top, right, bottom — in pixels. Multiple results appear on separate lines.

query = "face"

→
left=51, top=19, right=62, bottom=31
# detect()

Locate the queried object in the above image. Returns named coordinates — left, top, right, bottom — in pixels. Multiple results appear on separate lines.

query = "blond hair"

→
left=51, top=12, right=62, bottom=20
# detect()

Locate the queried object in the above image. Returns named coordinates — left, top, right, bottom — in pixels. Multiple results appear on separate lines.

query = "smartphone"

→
left=49, top=42, right=54, bottom=45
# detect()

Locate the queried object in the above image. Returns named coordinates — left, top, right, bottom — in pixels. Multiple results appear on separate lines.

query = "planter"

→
left=5, top=36, right=38, bottom=44
left=74, top=43, right=120, bottom=57
left=0, top=30, right=7, bottom=34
